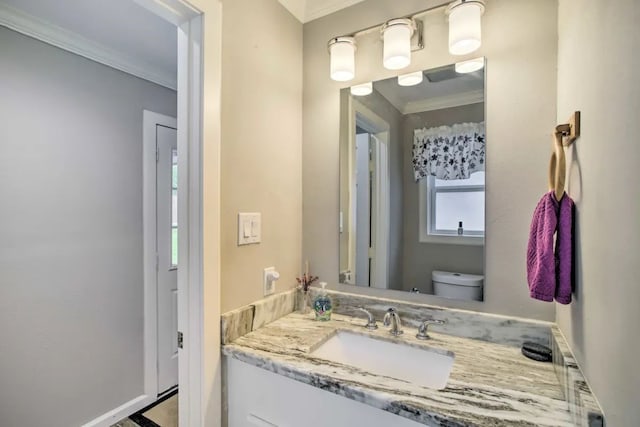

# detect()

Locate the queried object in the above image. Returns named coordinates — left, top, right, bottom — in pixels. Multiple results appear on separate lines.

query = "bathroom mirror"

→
left=339, top=60, right=486, bottom=301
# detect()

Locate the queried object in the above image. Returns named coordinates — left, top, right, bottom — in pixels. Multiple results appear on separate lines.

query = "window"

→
left=419, top=171, right=485, bottom=244
left=171, top=148, right=178, bottom=267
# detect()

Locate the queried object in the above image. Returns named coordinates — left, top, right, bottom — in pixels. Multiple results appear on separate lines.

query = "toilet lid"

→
left=432, top=270, right=484, bottom=287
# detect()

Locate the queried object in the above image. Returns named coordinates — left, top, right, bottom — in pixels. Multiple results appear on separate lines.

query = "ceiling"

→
left=277, top=0, right=366, bottom=23
left=0, top=0, right=177, bottom=88
left=374, top=65, right=485, bottom=114
left=0, top=0, right=365, bottom=89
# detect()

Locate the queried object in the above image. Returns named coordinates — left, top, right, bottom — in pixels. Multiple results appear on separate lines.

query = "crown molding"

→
left=402, top=89, right=484, bottom=114
left=277, top=0, right=306, bottom=22
left=0, top=3, right=176, bottom=90
left=131, top=0, right=199, bottom=26
left=305, top=0, right=367, bottom=22
left=278, top=0, right=366, bottom=23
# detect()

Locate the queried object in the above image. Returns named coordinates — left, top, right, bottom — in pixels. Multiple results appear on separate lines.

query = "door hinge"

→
left=177, top=331, right=184, bottom=349
left=155, top=253, right=159, bottom=271
left=156, top=143, right=159, bottom=162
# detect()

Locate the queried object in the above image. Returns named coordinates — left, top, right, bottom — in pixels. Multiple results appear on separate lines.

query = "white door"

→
left=157, top=124, right=179, bottom=394
left=370, top=134, right=389, bottom=289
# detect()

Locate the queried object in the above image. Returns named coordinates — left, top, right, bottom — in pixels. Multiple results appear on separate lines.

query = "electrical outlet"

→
left=263, top=267, right=279, bottom=296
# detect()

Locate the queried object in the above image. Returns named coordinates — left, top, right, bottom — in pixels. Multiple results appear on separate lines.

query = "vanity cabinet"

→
left=226, top=357, right=423, bottom=427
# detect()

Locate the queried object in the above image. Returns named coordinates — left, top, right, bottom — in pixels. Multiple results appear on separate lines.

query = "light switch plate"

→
left=238, top=212, right=261, bottom=245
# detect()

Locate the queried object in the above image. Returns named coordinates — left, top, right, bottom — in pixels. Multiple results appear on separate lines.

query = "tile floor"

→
left=111, top=419, right=141, bottom=427
left=141, top=394, right=178, bottom=426
left=111, top=392, right=178, bottom=427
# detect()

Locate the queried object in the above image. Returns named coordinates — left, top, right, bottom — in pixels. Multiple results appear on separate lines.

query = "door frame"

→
left=142, top=110, right=177, bottom=398
left=140, top=2, right=217, bottom=427
left=351, top=100, right=390, bottom=289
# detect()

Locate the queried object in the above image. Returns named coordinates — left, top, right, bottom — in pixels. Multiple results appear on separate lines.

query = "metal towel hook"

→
left=548, top=111, right=580, bottom=201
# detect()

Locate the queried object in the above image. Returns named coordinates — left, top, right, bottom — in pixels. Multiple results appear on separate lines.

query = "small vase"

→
left=297, top=289, right=310, bottom=314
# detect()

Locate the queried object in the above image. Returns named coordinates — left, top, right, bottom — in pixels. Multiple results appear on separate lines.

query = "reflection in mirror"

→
left=339, top=60, right=485, bottom=301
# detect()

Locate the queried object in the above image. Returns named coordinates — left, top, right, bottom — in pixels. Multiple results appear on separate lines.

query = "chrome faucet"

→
left=355, top=307, right=378, bottom=330
left=416, top=318, right=446, bottom=340
left=383, top=308, right=403, bottom=336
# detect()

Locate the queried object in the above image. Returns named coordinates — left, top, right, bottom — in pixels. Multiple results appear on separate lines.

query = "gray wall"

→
left=303, top=0, right=558, bottom=320
left=0, top=28, right=176, bottom=427
left=556, top=0, right=640, bottom=424
left=402, top=104, right=485, bottom=293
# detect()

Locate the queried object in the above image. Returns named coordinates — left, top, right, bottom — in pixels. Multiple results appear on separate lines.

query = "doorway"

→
left=349, top=101, right=390, bottom=290
left=135, top=3, right=209, bottom=427
left=0, top=0, right=216, bottom=425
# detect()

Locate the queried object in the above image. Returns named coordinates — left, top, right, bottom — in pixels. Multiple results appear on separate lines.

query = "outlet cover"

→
left=263, top=267, right=277, bottom=296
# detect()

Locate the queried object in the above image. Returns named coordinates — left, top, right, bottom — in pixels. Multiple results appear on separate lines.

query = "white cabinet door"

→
left=226, top=357, right=423, bottom=427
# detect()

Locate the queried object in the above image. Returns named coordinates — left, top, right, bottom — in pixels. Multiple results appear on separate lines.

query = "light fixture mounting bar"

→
left=338, top=1, right=450, bottom=40
left=413, top=19, right=424, bottom=51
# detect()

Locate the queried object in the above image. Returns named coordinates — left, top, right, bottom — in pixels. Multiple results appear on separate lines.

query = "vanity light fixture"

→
left=350, top=82, right=373, bottom=96
left=326, top=1, right=487, bottom=81
left=398, top=71, right=424, bottom=86
left=328, top=36, right=356, bottom=81
left=455, top=57, right=485, bottom=73
left=446, top=0, right=485, bottom=56
left=381, top=18, right=416, bottom=70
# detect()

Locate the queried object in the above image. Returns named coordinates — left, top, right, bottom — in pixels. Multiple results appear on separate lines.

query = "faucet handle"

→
left=416, top=318, right=446, bottom=340
left=355, top=306, right=378, bottom=330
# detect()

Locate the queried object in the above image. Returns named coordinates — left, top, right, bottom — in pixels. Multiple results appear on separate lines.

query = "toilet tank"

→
left=432, top=270, right=484, bottom=301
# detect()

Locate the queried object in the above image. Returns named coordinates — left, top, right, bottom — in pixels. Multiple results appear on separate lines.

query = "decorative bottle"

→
left=457, top=221, right=464, bottom=236
left=313, top=282, right=333, bottom=321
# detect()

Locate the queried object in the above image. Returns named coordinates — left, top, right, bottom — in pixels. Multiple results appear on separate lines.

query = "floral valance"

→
left=412, top=122, right=485, bottom=181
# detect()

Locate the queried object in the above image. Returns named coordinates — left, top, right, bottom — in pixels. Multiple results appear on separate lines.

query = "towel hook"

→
left=558, top=111, right=580, bottom=146
left=548, top=132, right=566, bottom=201
left=548, top=111, right=580, bottom=201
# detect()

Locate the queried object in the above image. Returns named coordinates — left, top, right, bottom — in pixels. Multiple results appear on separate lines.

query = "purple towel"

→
left=526, top=191, right=574, bottom=304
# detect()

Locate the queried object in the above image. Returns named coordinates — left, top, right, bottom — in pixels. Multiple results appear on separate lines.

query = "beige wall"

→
left=556, top=0, right=640, bottom=424
left=402, top=104, right=485, bottom=294
left=195, top=0, right=302, bottom=424
left=303, top=0, right=557, bottom=320
left=220, top=0, right=303, bottom=312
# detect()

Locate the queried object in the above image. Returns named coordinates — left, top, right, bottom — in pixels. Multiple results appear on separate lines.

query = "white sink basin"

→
left=311, top=331, right=454, bottom=390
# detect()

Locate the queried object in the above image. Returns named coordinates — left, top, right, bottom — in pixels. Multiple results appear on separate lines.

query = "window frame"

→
left=418, top=175, right=485, bottom=246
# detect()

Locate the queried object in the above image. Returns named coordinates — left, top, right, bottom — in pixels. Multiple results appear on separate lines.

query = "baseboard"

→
left=81, top=394, right=156, bottom=427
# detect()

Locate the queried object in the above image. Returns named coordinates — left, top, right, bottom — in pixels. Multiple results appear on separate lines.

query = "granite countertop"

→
left=222, top=311, right=573, bottom=427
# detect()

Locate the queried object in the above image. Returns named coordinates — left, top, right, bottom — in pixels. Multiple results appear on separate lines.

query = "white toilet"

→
left=432, top=270, right=484, bottom=301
